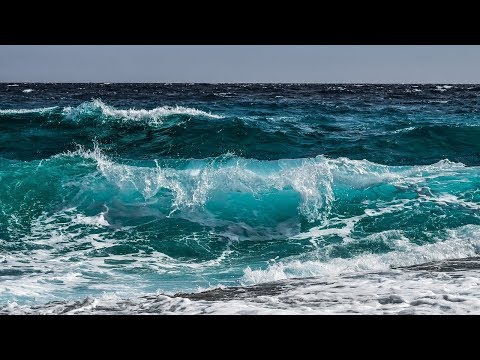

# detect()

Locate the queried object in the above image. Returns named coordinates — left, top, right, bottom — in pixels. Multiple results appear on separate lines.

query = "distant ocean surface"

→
left=1, top=83, right=480, bottom=314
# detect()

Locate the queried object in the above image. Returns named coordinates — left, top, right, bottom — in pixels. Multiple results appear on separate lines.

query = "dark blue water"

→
left=1, top=83, right=480, bottom=313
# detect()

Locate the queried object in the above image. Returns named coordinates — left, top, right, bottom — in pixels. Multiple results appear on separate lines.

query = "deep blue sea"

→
left=1, top=83, right=480, bottom=314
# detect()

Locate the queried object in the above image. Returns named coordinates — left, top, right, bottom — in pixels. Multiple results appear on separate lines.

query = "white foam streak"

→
left=391, top=126, right=416, bottom=134
left=436, top=85, right=454, bottom=92
left=0, top=106, right=58, bottom=115
left=62, top=99, right=223, bottom=124
left=294, top=199, right=412, bottom=242
left=242, top=224, right=480, bottom=286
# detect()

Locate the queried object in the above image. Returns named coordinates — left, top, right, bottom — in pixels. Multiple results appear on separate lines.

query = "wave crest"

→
left=57, top=144, right=471, bottom=225
left=0, top=106, right=58, bottom=115
left=62, top=99, right=223, bottom=123
left=0, top=99, right=223, bottom=124
left=61, top=144, right=334, bottom=223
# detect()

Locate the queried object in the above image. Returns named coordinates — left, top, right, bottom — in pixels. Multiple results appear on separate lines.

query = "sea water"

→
left=1, top=83, right=480, bottom=314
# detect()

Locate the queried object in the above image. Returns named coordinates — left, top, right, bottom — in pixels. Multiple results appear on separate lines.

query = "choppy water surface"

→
left=1, top=83, right=480, bottom=314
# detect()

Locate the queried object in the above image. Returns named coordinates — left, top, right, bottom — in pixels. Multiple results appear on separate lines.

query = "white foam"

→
left=293, top=199, right=412, bottom=242
left=241, top=224, right=480, bottom=286
left=418, top=193, right=480, bottom=210
left=22, top=89, right=33, bottom=93
left=0, top=197, right=236, bottom=303
left=0, top=106, right=57, bottom=115
left=62, top=99, right=223, bottom=124
left=391, top=126, right=416, bottom=134
left=4, top=266, right=480, bottom=314
left=435, top=85, right=454, bottom=92
left=428, top=100, right=450, bottom=104
left=73, top=213, right=110, bottom=227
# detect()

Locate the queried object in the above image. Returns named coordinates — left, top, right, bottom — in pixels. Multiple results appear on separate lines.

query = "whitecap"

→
left=62, top=99, right=224, bottom=124
left=0, top=106, right=58, bottom=115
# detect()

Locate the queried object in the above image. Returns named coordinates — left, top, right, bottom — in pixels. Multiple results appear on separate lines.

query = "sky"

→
left=1, top=45, right=480, bottom=83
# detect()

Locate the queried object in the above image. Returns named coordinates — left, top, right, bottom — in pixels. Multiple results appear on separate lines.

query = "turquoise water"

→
left=1, top=84, right=480, bottom=313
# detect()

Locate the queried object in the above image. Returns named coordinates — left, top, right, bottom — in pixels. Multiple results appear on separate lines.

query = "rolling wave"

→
left=1, top=143, right=475, bottom=228
left=1, top=146, right=480, bottom=306
left=0, top=99, right=223, bottom=124
left=2, top=99, right=480, bottom=166
left=62, top=99, right=224, bottom=123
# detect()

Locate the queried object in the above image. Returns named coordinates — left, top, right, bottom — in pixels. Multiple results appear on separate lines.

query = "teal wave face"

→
left=1, top=84, right=480, bottom=306
left=1, top=143, right=480, bottom=302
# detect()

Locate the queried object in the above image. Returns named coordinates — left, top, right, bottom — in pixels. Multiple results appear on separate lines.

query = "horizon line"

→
left=1, top=82, right=478, bottom=85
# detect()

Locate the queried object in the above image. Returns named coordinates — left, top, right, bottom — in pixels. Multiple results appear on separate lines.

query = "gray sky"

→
left=1, top=45, right=480, bottom=83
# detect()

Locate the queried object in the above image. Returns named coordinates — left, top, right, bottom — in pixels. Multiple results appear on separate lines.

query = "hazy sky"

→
left=1, top=45, right=480, bottom=83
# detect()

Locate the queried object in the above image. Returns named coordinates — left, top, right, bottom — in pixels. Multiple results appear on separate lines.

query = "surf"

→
left=2, top=84, right=480, bottom=313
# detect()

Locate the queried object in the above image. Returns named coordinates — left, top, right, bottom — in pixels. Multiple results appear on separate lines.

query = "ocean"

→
left=1, top=83, right=480, bottom=314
